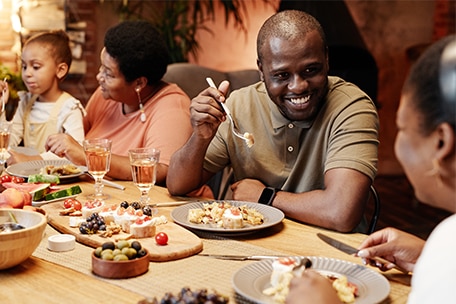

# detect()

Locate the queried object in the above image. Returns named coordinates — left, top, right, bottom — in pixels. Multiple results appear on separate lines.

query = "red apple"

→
left=0, top=194, right=13, bottom=208
left=2, top=188, right=25, bottom=209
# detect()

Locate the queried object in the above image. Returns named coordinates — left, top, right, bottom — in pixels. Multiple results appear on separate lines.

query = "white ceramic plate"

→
left=6, top=160, right=87, bottom=180
left=171, top=200, right=284, bottom=234
left=232, top=256, right=390, bottom=304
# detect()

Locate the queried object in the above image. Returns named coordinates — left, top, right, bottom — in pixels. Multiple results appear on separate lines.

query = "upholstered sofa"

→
left=163, top=63, right=261, bottom=99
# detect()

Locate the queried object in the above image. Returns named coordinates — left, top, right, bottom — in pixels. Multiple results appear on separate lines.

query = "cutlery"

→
left=205, top=77, right=254, bottom=148
left=101, top=179, right=125, bottom=190
left=317, top=233, right=410, bottom=274
left=148, top=201, right=193, bottom=208
left=198, top=254, right=289, bottom=261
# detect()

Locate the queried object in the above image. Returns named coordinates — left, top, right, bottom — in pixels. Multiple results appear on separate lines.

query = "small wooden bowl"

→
left=91, top=250, right=150, bottom=279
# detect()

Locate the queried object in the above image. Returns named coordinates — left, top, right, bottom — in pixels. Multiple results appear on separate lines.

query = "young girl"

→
left=6, top=30, right=85, bottom=163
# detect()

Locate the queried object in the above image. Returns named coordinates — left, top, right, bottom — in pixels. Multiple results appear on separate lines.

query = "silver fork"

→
left=206, top=77, right=254, bottom=147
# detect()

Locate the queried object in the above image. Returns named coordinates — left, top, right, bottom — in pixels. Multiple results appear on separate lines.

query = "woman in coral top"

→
left=44, top=20, right=193, bottom=185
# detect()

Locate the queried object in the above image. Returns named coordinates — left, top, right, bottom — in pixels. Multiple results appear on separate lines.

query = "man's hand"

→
left=230, top=178, right=265, bottom=202
left=190, top=80, right=230, bottom=140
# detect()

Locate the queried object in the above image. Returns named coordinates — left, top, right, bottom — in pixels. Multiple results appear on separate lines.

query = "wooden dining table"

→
left=0, top=177, right=411, bottom=303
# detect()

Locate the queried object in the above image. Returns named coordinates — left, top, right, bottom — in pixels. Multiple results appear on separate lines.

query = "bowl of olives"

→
left=92, top=240, right=150, bottom=279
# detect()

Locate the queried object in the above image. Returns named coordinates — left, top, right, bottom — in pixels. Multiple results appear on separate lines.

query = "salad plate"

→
left=6, top=159, right=87, bottom=181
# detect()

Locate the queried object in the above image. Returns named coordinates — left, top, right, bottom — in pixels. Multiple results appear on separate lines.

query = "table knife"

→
left=198, top=254, right=286, bottom=261
left=317, top=233, right=410, bottom=274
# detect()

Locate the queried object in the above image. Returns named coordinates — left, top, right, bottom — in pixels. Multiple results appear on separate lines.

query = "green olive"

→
left=94, top=247, right=103, bottom=258
left=101, top=252, right=114, bottom=260
left=113, top=254, right=129, bottom=261
left=116, top=240, right=130, bottom=250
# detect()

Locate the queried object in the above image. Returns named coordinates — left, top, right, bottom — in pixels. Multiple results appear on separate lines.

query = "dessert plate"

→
left=232, top=256, right=390, bottom=304
left=171, top=200, right=284, bottom=234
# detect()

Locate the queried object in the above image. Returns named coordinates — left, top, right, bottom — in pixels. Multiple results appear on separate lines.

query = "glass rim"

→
left=128, top=147, right=160, bottom=154
left=83, top=138, right=112, bottom=144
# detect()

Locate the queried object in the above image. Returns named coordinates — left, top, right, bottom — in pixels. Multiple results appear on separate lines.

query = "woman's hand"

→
left=286, top=270, right=342, bottom=304
left=357, top=227, right=425, bottom=272
left=45, top=134, right=86, bottom=165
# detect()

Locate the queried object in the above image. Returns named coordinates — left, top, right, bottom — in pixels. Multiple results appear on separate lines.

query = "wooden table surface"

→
left=0, top=177, right=411, bottom=303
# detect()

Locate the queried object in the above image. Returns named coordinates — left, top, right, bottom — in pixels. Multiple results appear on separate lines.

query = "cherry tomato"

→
left=11, top=176, right=25, bottom=183
left=72, top=200, right=82, bottom=211
left=155, top=232, right=168, bottom=245
left=63, top=199, right=73, bottom=209
left=1, top=175, right=12, bottom=183
left=63, top=198, right=82, bottom=210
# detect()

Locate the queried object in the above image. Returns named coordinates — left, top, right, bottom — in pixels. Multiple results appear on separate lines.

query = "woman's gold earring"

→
left=136, top=87, right=146, bottom=123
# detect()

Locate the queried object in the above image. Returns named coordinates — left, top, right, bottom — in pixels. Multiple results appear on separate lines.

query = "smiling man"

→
left=167, top=10, right=379, bottom=233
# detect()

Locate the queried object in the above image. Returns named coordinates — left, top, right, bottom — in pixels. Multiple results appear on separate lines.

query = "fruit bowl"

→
left=0, top=209, right=47, bottom=270
left=91, top=249, right=150, bottom=279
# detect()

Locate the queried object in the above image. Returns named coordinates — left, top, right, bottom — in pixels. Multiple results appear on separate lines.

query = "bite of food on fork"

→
left=205, top=77, right=254, bottom=148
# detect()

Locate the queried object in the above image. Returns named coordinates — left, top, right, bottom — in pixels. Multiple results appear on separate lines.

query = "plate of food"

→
left=6, top=159, right=87, bottom=181
left=232, top=256, right=390, bottom=304
left=170, top=200, right=284, bottom=234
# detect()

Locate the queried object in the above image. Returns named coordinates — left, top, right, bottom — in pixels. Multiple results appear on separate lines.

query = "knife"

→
left=198, top=254, right=287, bottom=261
left=317, top=233, right=410, bottom=274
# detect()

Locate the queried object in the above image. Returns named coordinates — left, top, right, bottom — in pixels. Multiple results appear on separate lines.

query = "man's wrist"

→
left=258, top=187, right=279, bottom=206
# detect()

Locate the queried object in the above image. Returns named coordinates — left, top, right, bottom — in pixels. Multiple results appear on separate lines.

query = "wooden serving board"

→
left=41, top=202, right=203, bottom=262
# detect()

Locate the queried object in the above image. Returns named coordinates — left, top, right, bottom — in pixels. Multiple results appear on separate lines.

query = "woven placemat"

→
left=33, top=225, right=286, bottom=303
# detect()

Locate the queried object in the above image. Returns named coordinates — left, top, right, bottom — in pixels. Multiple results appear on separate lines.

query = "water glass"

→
left=0, top=121, right=12, bottom=171
left=129, top=147, right=160, bottom=207
left=83, top=138, right=112, bottom=200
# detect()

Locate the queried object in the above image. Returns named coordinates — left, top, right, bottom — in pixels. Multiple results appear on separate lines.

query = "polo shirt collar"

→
left=268, top=98, right=315, bottom=130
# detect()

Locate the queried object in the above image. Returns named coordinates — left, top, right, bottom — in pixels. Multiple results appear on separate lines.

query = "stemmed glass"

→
left=129, top=147, right=160, bottom=207
left=0, top=120, right=12, bottom=172
left=83, top=138, right=112, bottom=200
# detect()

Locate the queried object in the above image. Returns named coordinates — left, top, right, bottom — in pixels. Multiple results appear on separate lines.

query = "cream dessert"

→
left=222, top=207, right=244, bottom=229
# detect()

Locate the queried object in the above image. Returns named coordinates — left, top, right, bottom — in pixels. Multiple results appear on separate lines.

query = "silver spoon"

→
left=0, top=222, right=25, bottom=233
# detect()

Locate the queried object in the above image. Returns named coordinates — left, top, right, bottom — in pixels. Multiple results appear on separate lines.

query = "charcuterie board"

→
left=41, top=201, right=203, bottom=262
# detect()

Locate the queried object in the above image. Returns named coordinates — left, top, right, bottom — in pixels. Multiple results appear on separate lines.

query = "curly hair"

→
left=403, top=35, right=456, bottom=135
left=256, top=10, right=327, bottom=63
left=104, top=20, right=170, bottom=84
left=24, top=29, right=72, bottom=70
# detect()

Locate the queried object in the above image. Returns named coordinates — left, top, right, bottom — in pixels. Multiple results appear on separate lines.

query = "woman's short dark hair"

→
left=403, top=35, right=456, bottom=134
left=104, top=20, right=170, bottom=84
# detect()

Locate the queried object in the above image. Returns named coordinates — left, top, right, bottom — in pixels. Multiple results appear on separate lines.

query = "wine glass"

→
left=129, top=147, right=160, bottom=207
left=83, top=138, right=112, bottom=200
left=0, top=120, right=12, bottom=172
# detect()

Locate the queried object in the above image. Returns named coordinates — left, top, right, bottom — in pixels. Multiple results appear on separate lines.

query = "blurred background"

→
left=0, top=0, right=453, bottom=237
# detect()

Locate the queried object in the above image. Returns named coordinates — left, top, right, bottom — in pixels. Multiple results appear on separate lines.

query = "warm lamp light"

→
left=11, top=14, right=21, bottom=33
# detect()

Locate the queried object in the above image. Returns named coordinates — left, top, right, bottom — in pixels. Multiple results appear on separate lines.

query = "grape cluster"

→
left=79, top=212, right=106, bottom=234
left=149, top=287, right=229, bottom=304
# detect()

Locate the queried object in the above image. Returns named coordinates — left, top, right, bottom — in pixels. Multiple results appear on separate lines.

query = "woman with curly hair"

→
left=44, top=20, right=193, bottom=185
